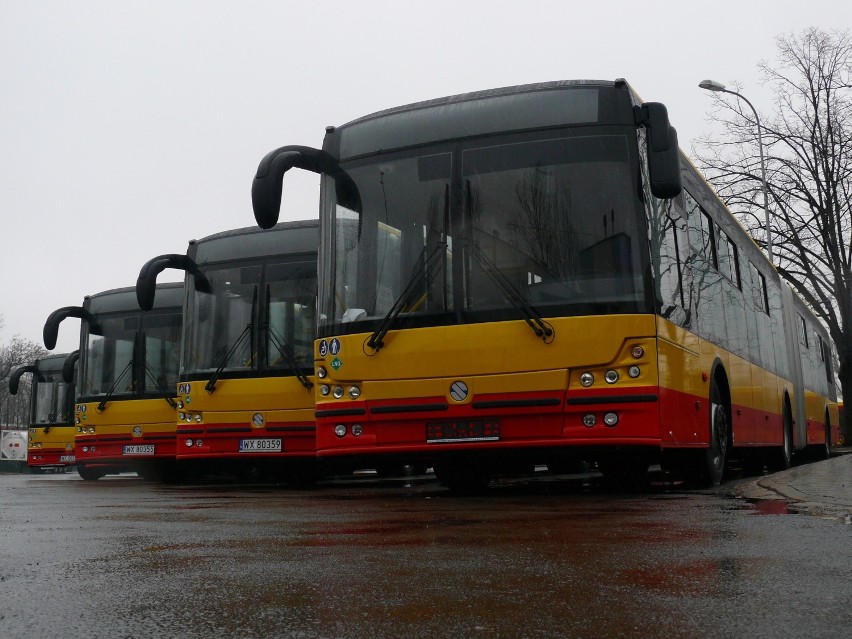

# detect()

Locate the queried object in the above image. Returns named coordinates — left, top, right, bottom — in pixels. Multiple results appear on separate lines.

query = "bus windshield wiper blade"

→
left=206, top=288, right=257, bottom=393
left=96, top=360, right=134, bottom=412
left=367, top=240, right=447, bottom=351
left=467, top=241, right=554, bottom=343
left=267, top=325, right=313, bottom=390
left=144, top=365, right=177, bottom=408
left=205, top=323, right=253, bottom=393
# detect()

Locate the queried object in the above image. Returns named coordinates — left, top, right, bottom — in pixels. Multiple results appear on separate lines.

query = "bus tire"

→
left=434, top=459, right=491, bottom=494
left=810, top=415, right=831, bottom=461
left=768, top=401, right=793, bottom=471
left=691, top=380, right=729, bottom=487
left=77, top=465, right=105, bottom=481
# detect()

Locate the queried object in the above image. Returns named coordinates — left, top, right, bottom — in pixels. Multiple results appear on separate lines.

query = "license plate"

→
left=123, top=444, right=155, bottom=455
left=239, top=438, right=282, bottom=453
left=426, top=419, right=500, bottom=443
left=59, top=455, right=76, bottom=463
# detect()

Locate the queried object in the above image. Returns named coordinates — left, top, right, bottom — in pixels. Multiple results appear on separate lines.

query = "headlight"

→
left=628, top=365, right=641, bottom=378
left=317, top=367, right=328, bottom=379
left=605, top=370, right=619, bottom=384
left=580, top=372, right=594, bottom=387
left=333, top=386, right=344, bottom=399
left=348, top=386, right=361, bottom=400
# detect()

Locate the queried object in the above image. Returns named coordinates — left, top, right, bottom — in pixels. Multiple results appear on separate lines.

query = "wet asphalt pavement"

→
left=1, top=466, right=850, bottom=639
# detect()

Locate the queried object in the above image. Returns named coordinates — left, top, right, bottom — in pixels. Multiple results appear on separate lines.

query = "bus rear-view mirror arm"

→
left=136, top=254, right=211, bottom=311
left=252, top=144, right=362, bottom=229
left=8, top=365, right=42, bottom=395
left=43, top=306, right=101, bottom=350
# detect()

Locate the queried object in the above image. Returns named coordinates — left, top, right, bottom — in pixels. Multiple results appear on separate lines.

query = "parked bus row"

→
left=12, top=78, right=842, bottom=489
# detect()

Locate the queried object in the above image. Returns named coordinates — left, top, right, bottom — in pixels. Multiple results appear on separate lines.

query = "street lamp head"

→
left=699, top=79, right=726, bottom=92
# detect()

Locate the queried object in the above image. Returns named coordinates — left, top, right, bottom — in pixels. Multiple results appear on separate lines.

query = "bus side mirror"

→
left=9, top=365, right=41, bottom=395
left=252, top=145, right=362, bottom=230
left=136, top=254, right=211, bottom=311
left=634, top=102, right=682, bottom=199
left=43, top=306, right=100, bottom=350
left=62, top=351, right=80, bottom=385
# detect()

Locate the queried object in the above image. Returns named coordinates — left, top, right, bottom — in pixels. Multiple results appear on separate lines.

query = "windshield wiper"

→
left=144, top=365, right=177, bottom=408
left=206, top=288, right=257, bottom=393
left=367, top=240, right=447, bottom=351
left=205, top=324, right=252, bottom=393
left=96, top=359, right=134, bottom=412
left=467, top=241, right=554, bottom=343
left=267, top=325, right=313, bottom=390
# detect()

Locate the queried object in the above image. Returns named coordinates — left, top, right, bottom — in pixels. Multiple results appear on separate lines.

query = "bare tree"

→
left=0, top=336, right=49, bottom=429
left=694, top=28, right=852, bottom=440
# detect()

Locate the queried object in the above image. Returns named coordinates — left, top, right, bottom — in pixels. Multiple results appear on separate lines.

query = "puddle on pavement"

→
left=748, top=499, right=792, bottom=515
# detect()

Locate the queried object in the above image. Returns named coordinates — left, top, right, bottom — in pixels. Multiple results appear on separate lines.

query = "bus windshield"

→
left=182, top=260, right=316, bottom=376
left=321, top=127, right=650, bottom=335
left=34, top=381, right=69, bottom=424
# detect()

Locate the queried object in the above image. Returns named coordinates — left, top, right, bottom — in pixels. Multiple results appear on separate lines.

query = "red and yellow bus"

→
left=136, top=221, right=318, bottom=483
left=43, top=284, right=183, bottom=481
left=252, top=79, right=840, bottom=489
left=10, top=352, right=78, bottom=472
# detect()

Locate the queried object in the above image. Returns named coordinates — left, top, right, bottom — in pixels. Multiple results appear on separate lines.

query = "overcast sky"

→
left=1, top=0, right=848, bottom=353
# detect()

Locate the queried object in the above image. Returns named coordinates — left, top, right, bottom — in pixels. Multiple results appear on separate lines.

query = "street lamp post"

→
left=699, top=79, right=773, bottom=263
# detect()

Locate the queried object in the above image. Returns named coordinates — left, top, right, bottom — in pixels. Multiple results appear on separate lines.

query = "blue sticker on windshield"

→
left=330, top=338, right=341, bottom=356
left=319, top=339, right=329, bottom=357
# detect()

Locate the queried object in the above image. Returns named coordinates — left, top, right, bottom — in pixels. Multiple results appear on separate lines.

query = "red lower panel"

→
left=175, top=422, right=316, bottom=461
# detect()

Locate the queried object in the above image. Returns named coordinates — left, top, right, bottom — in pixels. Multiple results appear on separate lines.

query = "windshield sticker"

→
left=319, top=340, right=329, bottom=357
left=330, top=338, right=341, bottom=355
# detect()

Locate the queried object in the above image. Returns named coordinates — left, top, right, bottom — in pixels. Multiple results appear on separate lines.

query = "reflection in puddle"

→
left=749, top=499, right=790, bottom=515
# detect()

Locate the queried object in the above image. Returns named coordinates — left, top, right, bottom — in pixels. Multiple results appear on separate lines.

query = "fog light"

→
left=90, top=446, right=96, bottom=452
left=82, top=446, right=89, bottom=452
left=195, top=439, right=203, bottom=447
left=185, top=439, right=194, bottom=447
left=333, top=386, right=344, bottom=399
left=195, top=414, right=202, bottom=423
left=628, top=365, right=641, bottom=378
left=631, top=345, right=645, bottom=359
left=317, top=366, right=328, bottom=379
left=89, top=427, right=96, bottom=434
left=583, top=414, right=597, bottom=427
left=351, top=424, right=363, bottom=436
left=334, top=424, right=347, bottom=437
left=348, top=386, right=361, bottom=400
left=604, top=412, right=619, bottom=427
left=320, top=384, right=330, bottom=396
left=580, top=372, right=594, bottom=387
left=605, top=370, right=619, bottom=384
left=186, top=414, right=193, bottom=422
